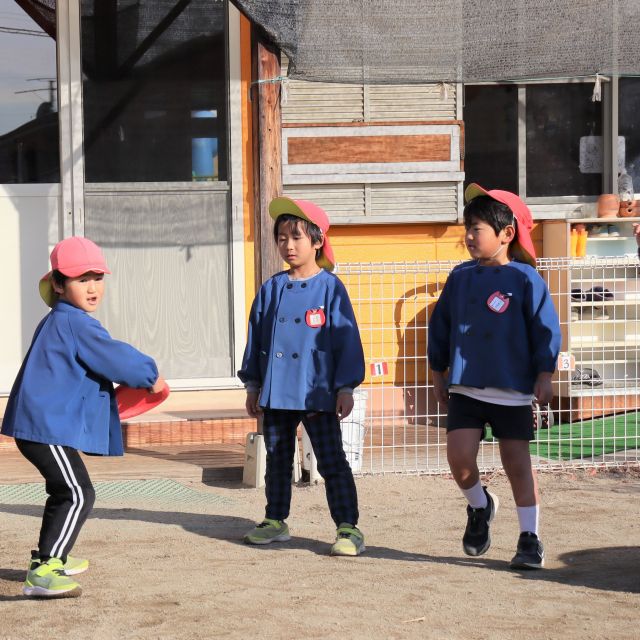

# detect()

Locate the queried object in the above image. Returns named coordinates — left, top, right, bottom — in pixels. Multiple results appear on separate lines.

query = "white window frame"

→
left=61, top=1, right=246, bottom=390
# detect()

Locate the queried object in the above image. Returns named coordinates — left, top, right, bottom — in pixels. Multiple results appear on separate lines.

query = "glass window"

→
left=463, top=85, right=518, bottom=193
left=0, top=0, right=59, bottom=183
left=619, top=78, right=640, bottom=193
left=81, top=0, right=228, bottom=183
left=526, top=84, right=602, bottom=197
left=465, top=83, right=604, bottom=198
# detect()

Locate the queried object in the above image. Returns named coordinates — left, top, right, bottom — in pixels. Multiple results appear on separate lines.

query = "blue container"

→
left=191, top=137, right=218, bottom=180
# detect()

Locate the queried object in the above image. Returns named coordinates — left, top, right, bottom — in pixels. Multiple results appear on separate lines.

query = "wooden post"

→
left=252, top=28, right=283, bottom=287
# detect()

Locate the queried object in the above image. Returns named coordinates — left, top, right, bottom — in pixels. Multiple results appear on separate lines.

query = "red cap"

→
left=268, top=197, right=335, bottom=271
left=464, top=184, right=536, bottom=267
left=39, top=236, right=111, bottom=307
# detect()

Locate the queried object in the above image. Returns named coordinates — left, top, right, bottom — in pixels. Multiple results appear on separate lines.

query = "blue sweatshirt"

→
left=238, top=270, right=365, bottom=411
left=1, top=300, right=158, bottom=455
left=427, top=260, right=561, bottom=394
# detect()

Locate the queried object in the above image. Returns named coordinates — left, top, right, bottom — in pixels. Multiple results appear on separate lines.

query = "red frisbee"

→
left=115, top=381, right=170, bottom=420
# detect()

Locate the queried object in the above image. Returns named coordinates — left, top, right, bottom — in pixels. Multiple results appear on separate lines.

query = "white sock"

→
left=461, top=481, right=487, bottom=509
left=516, top=505, right=539, bottom=535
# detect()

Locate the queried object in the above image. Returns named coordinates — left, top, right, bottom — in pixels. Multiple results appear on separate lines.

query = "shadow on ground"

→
left=126, top=446, right=245, bottom=487
left=510, top=545, right=640, bottom=594
left=2, top=503, right=638, bottom=595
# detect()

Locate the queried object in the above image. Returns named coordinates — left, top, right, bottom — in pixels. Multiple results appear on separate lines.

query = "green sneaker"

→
left=244, top=518, right=291, bottom=545
left=330, top=523, right=365, bottom=556
left=23, top=557, right=82, bottom=598
left=28, top=550, right=89, bottom=576
left=62, top=555, right=89, bottom=576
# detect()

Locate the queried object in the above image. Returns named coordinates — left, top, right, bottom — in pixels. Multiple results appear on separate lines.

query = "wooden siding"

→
left=287, top=134, right=451, bottom=164
left=367, top=84, right=457, bottom=121
left=282, top=123, right=462, bottom=185
left=283, top=182, right=459, bottom=222
left=281, top=56, right=458, bottom=123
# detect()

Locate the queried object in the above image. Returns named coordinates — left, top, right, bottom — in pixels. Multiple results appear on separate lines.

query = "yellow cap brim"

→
left=39, top=274, right=57, bottom=308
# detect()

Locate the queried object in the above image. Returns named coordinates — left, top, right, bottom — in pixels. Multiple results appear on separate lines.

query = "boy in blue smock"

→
left=238, top=197, right=366, bottom=556
left=428, top=185, right=561, bottom=569
left=2, top=237, right=164, bottom=597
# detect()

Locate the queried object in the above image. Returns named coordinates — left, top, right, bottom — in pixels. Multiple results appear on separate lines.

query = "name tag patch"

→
left=306, top=307, right=326, bottom=328
left=486, top=291, right=511, bottom=314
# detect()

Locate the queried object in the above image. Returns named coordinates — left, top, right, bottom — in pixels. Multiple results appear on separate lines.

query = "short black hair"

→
left=51, top=270, right=68, bottom=288
left=463, top=195, right=515, bottom=236
left=273, top=214, right=323, bottom=246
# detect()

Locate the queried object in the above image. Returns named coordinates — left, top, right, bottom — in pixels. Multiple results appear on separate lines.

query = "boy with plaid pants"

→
left=238, top=197, right=365, bottom=556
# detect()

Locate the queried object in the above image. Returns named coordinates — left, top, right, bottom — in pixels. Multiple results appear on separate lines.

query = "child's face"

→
left=276, top=219, right=323, bottom=270
left=53, top=271, right=105, bottom=313
left=464, top=216, right=514, bottom=264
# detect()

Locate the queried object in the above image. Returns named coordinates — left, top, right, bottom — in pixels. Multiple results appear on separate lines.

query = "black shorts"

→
left=447, top=392, right=534, bottom=441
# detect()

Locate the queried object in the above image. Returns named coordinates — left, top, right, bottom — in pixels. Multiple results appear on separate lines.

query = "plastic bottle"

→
left=618, top=169, right=634, bottom=202
left=570, top=227, right=578, bottom=257
left=576, top=227, right=588, bottom=257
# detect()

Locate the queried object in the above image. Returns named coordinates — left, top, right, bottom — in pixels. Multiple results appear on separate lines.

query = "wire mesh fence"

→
left=336, top=257, right=640, bottom=475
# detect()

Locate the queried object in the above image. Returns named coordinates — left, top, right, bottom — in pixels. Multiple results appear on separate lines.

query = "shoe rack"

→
left=543, top=217, right=640, bottom=421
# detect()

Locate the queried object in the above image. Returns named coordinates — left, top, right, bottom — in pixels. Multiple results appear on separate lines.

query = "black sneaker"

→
left=462, top=488, right=499, bottom=556
left=510, top=532, right=545, bottom=570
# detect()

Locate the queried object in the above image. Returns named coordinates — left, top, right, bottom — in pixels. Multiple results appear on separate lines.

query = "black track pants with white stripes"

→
left=16, top=439, right=96, bottom=562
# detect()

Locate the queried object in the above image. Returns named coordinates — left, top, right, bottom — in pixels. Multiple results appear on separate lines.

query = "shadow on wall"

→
left=393, top=281, right=442, bottom=427
left=19, top=203, right=50, bottom=358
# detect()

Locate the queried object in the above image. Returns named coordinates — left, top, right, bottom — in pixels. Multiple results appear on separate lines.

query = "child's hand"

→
left=633, top=223, right=640, bottom=247
left=432, top=371, right=449, bottom=405
left=336, top=392, right=354, bottom=421
left=149, top=375, right=166, bottom=394
left=534, top=372, right=554, bottom=405
left=246, top=392, right=262, bottom=418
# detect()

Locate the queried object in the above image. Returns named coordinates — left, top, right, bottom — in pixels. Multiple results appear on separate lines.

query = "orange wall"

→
left=330, top=222, right=542, bottom=264
left=240, top=14, right=256, bottom=320
left=330, top=223, right=543, bottom=387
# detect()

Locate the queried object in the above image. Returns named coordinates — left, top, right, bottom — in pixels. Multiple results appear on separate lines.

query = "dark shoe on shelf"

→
left=571, top=367, right=603, bottom=387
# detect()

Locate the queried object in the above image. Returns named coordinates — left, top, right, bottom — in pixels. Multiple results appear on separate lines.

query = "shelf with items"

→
left=569, top=217, right=640, bottom=259
left=543, top=218, right=640, bottom=419
left=569, top=385, right=640, bottom=398
left=572, top=277, right=634, bottom=284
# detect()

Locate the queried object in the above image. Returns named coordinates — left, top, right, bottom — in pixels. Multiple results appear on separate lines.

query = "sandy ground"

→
left=0, top=468, right=639, bottom=640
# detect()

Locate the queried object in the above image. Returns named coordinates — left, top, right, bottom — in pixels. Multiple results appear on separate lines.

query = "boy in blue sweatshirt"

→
left=238, top=197, right=366, bottom=556
left=428, top=184, right=561, bottom=569
left=2, top=237, right=164, bottom=597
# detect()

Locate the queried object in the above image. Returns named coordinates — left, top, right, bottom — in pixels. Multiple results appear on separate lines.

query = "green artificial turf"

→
left=532, top=412, right=640, bottom=460
left=486, top=413, right=640, bottom=460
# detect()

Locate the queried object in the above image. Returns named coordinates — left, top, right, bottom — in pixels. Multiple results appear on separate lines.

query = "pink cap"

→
left=464, top=184, right=537, bottom=267
left=268, top=197, right=336, bottom=271
left=39, top=236, right=110, bottom=307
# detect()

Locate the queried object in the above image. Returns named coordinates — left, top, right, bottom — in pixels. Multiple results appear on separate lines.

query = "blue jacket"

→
left=238, top=270, right=365, bottom=411
left=427, top=260, right=561, bottom=394
left=1, top=300, right=158, bottom=455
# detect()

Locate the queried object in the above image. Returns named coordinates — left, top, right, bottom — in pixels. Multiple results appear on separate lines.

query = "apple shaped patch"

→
left=486, top=291, right=511, bottom=314
left=306, top=307, right=326, bottom=328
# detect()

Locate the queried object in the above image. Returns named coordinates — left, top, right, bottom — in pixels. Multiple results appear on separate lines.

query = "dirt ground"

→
left=0, top=468, right=638, bottom=640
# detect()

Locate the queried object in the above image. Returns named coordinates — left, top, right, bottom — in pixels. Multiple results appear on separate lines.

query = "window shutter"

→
left=281, top=56, right=462, bottom=223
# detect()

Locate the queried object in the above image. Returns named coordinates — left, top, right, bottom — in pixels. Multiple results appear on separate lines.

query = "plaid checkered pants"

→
left=262, top=408, right=359, bottom=526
